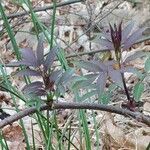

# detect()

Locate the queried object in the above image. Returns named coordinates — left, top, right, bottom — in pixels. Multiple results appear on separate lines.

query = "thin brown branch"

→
left=0, top=0, right=84, bottom=20
left=65, top=35, right=150, bottom=59
left=4, top=35, right=150, bottom=68
left=64, top=1, right=123, bottom=49
left=0, top=102, right=149, bottom=129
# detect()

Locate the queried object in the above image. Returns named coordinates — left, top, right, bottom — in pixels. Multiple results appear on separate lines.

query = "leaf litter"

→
left=0, top=0, right=150, bottom=149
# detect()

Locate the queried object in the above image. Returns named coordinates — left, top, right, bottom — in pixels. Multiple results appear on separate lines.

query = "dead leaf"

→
left=2, top=123, right=26, bottom=150
left=2, top=123, right=24, bottom=142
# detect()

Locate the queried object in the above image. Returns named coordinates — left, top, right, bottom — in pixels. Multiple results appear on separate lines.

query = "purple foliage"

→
left=36, top=37, right=44, bottom=66
left=16, top=69, right=41, bottom=76
left=76, top=21, right=145, bottom=99
left=12, top=37, right=74, bottom=97
left=123, top=28, right=144, bottom=50
left=99, top=21, right=144, bottom=52
left=76, top=60, right=128, bottom=93
left=22, top=81, right=45, bottom=96
left=21, top=48, right=38, bottom=67
left=44, top=46, right=58, bottom=71
left=109, top=21, right=122, bottom=52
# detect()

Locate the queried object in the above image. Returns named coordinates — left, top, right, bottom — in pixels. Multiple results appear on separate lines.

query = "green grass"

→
left=0, top=66, right=30, bottom=149
left=0, top=0, right=101, bottom=149
left=0, top=0, right=150, bottom=149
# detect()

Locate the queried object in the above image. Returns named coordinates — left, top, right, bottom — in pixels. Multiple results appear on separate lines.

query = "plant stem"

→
left=121, top=73, right=131, bottom=102
left=50, top=0, right=57, bottom=49
left=117, top=54, right=131, bottom=103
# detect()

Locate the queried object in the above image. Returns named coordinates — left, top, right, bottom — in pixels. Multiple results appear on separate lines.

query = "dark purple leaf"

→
left=22, top=81, right=43, bottom=93
left=36, top=37, right=44, bottom=65
left=108, top=70, right=123, bottom=86
left=123, top=28, right=144, bottom=50
left=96, top=72, right=107, bottom=94
left=99, top=39, right=114, bottom=50
left=49, top=70, right=63, bottom=82
left=44, top=46, right=58, bottom=70
left=123, top=51, right=147, bottom=63
left=104, top=60, right=116, bottom=67
left=21, top=48, right=38, bottom=67
left=118, top=21, right=122, bottom=42
left=16, top=69, right=41, bottom=76
left=100, top=32, right=112, bottom=41
left=122, top=21, right=134, bottom=42
left=58, top=68, right=74, bottom=84
left=75, top=60, right=104, bottom=72
left=109, top=23, right=115, bottom=44
left=30, top=89, right=46, bottom=96
left=95, top=61, right=107, bottom=71
left=9, top=60, right=37, bottom=67
left=25, top=89, right=47, bottom=96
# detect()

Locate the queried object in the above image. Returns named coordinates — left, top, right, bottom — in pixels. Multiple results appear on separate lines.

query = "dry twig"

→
left=0, top=0, right=84, bottom=20
left=0, top=101, right=150, bottom=128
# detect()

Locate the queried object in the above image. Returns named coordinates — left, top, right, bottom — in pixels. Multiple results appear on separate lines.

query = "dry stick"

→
left=4, top=0, right=121, bottom=67
left=65, top=35, right=150, bottom=58
left=0, top=102, right=150, bottom=129
left=0, top=0, right=83, bottom=20
left=2, top=1, right=122, bottom=66
left=5, top=35, right=150, bottom=68
left=64, top=1, right=123, bottom=50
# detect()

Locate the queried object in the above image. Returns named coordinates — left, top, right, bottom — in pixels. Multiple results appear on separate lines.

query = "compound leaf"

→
left=144, top=57, right=150, bottom=72
left=133, top=82, right=144, bottom=102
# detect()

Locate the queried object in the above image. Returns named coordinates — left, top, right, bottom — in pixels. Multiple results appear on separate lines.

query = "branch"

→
left=0, top=0, right=83, bottom=20
left=3, top=35, right=150, bottom=68
left=0, top=102, right=150, bottom=129
left=65, top=35, right=150, bottom=58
